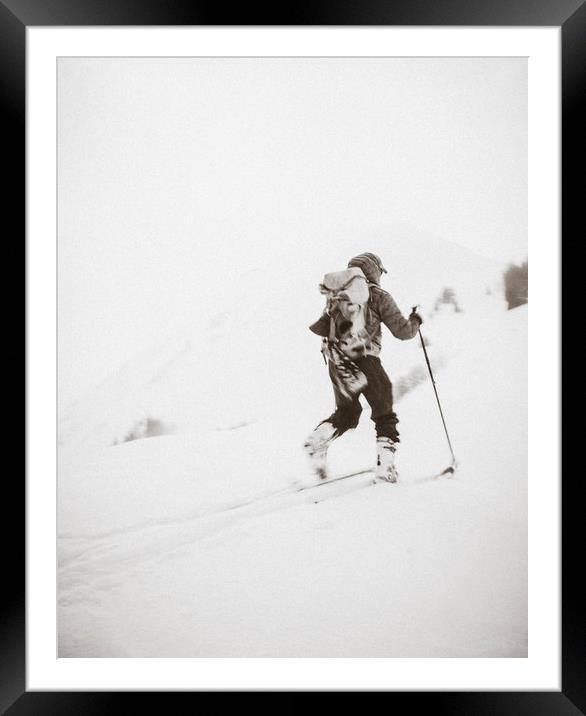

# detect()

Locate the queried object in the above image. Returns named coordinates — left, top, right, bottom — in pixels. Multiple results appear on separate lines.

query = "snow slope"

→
left=58, top=301, right=527, bottom=657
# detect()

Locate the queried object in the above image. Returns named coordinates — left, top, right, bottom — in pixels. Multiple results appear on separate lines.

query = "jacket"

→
left=308, top=285, right=419, bottom=356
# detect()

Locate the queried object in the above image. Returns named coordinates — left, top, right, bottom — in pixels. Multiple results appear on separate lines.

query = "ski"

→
left=293, top=469, right=377, bottom=503
left=217, top=462, right=457, bottom=519
left=295, top=468, right=376, bottom=492
left=298, top=462, right=456, bottom=494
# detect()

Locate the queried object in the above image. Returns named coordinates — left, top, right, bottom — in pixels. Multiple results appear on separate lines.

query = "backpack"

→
left=317, top=267, right=370, bottom=399
left=318, top=267, right=370, bottom=318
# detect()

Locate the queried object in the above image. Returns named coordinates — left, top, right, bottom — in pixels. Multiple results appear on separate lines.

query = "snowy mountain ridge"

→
left=58, top=229, right=507, bottom=454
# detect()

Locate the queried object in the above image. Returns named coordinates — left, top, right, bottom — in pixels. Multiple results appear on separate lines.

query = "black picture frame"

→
left=10, top=0, right=579, bottom=710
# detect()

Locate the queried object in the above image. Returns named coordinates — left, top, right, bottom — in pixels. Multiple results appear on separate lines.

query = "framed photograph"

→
left=12, top=0, right=579, bottom=709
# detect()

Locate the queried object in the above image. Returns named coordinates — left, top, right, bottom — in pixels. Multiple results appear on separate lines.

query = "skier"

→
left=304, top=252, right=423, bottom=482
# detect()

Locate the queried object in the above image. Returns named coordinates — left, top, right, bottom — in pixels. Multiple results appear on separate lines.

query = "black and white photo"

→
left=57, top=54, right=529, bottom=659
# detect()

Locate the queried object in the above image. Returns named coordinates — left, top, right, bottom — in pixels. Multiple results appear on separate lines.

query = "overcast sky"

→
left=58, top=57, right=527, bottom=408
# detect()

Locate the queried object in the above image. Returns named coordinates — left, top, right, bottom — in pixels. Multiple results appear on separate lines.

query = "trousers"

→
left=323, top=354, right=399, bottom=441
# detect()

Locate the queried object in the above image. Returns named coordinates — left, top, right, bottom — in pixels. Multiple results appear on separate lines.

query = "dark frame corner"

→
left=11, top=0, right=581, bottom=712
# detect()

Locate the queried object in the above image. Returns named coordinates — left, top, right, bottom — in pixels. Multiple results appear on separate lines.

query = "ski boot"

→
left=304, top=421, right=338, bottom=480
left=375, top=436, right=399, bottom=483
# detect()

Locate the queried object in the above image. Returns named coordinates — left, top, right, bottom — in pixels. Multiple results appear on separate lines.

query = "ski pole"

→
left=412, top=307, right=457, bottom=472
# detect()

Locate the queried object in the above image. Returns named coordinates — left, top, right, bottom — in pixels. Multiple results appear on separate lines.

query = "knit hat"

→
left=347, top=253, right=387, bottom=285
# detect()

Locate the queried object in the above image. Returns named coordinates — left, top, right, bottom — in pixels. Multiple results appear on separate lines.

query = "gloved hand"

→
left=410, top=306, right=423, bottom=326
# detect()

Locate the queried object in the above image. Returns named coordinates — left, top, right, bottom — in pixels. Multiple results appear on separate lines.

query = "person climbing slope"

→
left=304, top=252, right=423, bottom=483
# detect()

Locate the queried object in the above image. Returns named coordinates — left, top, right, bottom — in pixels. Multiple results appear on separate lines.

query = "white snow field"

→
left=58, top=295, right=527, bottom=657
